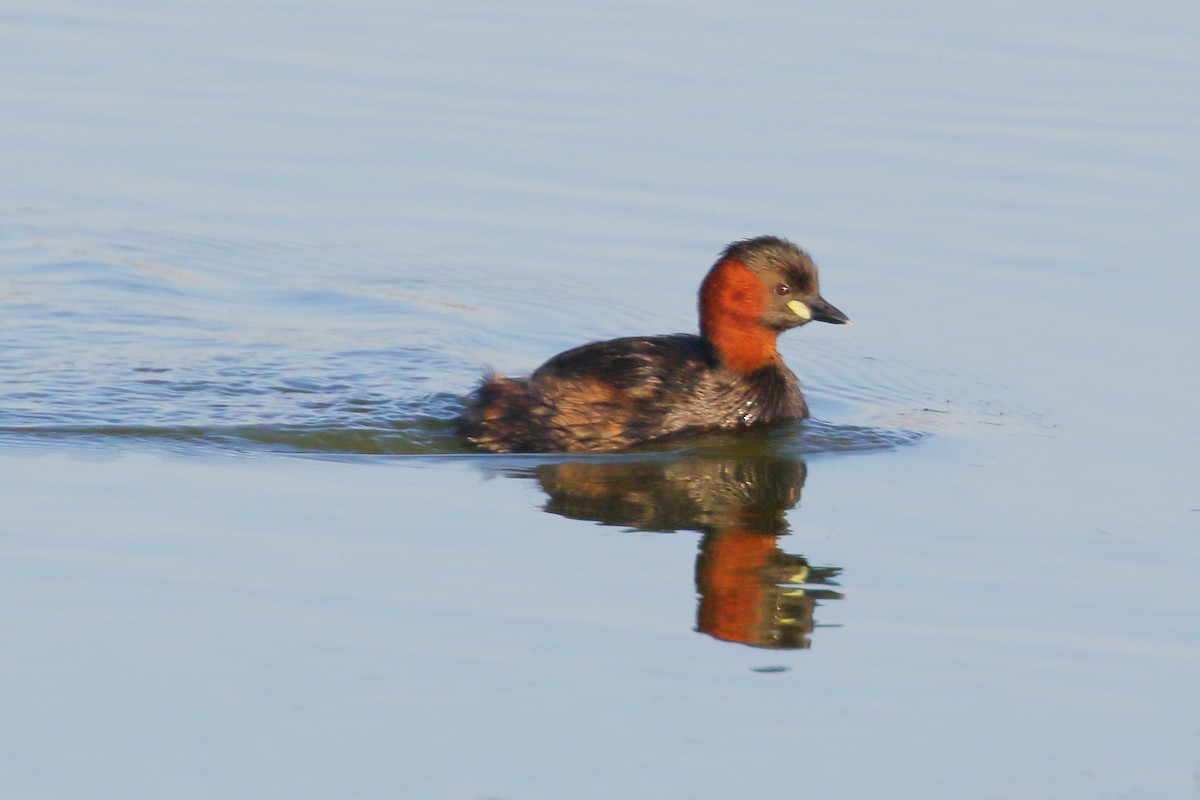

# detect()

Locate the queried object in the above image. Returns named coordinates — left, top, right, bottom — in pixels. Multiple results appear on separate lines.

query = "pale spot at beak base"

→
left=786, top=299, right=811, bottom=321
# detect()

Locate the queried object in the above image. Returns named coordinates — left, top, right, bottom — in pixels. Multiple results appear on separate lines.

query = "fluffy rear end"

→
left=457, top=374, right=540, bottom=453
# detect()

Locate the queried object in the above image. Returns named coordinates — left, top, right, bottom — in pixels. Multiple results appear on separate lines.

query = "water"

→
left=2, top=1, right=1198, bottom=798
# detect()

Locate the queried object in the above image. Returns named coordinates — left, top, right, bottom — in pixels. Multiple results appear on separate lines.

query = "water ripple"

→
left=0, top=220, right=1011, bottom=457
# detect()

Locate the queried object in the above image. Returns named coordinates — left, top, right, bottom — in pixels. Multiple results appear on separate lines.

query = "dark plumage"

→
left=458, top=236, right=848, bottom=453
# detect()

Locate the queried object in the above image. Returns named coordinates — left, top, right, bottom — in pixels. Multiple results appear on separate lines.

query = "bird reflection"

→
left=518, top=445, right=843, bottom=649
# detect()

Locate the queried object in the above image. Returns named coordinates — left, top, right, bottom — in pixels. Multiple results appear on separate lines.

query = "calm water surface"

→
left=2, top=1, right=1198, bottom=798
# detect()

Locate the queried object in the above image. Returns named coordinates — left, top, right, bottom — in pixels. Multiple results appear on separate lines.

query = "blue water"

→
left=2, top=1, right=1198, bottom=798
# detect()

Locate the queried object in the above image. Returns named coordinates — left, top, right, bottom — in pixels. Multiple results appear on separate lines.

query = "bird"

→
left=457, top=236, right=848, bottom=453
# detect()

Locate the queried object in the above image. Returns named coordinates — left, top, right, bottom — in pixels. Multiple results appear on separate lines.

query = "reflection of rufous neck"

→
left=695, top=528, right=781, bottom=646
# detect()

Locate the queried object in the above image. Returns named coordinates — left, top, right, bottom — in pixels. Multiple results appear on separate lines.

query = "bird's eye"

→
left=774, top=283, right=791, bottom=296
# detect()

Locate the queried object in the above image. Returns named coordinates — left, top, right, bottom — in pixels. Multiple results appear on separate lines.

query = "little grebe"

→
left=458, top=236, right=849, bottom=453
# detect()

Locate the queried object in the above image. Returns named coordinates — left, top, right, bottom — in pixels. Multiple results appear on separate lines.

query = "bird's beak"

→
left=809, top=295, right=850, bottom=324
left=788, top=296, right=850, bottom=324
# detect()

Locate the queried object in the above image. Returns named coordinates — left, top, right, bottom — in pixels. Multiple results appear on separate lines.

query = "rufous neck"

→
left=699, top=258, right=778, bottom=374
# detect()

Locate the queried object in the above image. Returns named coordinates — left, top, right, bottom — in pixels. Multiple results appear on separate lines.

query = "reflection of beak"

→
left=808, top=295, right=850, bottom=325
